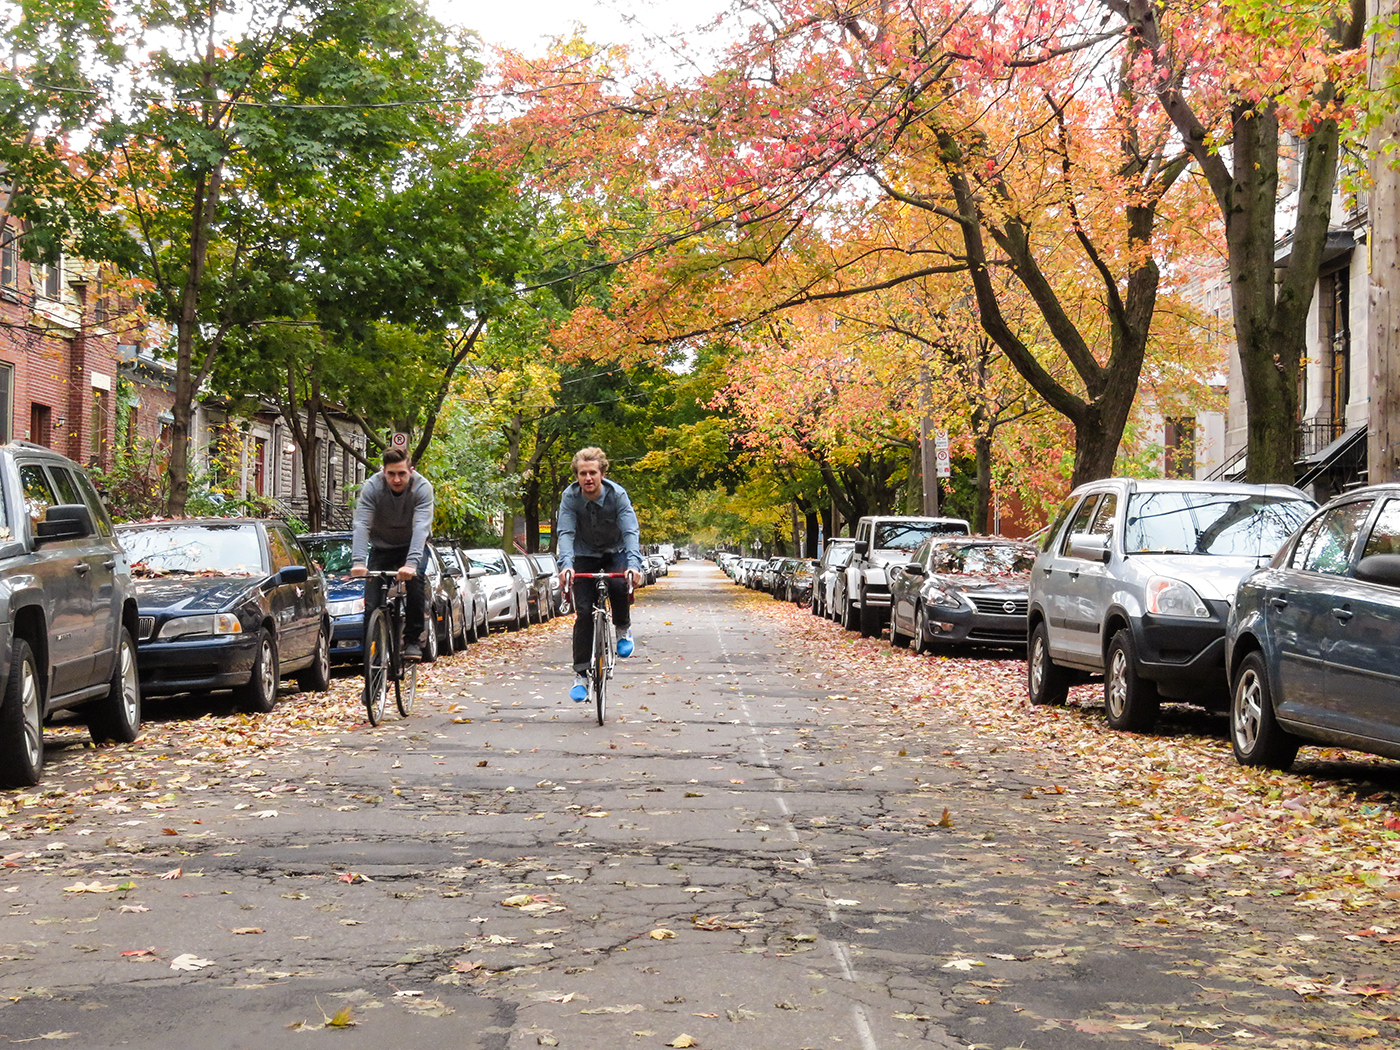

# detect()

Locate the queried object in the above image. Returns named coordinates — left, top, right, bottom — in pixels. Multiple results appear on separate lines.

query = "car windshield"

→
left=302, top=536, right=353, bottom=574
left=1124, top=492, right=1315, bottom=557
left=121, top=524, right=264, bottom=577
left=468, top=549, right=509, bottom=574
left=874, top=521, right=967, bottom=551
left=437, top=547, right=464, bottom=574
left=931, top=543, right=1037, bottom=576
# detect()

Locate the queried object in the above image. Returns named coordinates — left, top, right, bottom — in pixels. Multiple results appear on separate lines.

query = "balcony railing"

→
left=1295, top=418, right=1347, bottom=460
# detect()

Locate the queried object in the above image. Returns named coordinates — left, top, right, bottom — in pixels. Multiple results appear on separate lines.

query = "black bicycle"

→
left=570, top=571, right=631, bottom=726
left=363, top=571, right=418, bottom=725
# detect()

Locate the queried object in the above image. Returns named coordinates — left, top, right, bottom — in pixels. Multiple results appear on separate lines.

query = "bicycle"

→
left=362, top=571, right=419, bottom=725
left=569, top=572, right=632, bottom=726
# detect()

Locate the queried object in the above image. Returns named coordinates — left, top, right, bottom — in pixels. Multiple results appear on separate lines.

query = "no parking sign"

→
left=390, top=432, right=409, bottom=452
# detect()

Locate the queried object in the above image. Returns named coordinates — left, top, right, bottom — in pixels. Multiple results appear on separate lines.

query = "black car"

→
left=117, top=519, right=331, bottom=712
left=887, top=537, right=1038, bottom=651
left=1227, top=483, right=1400, bottom=770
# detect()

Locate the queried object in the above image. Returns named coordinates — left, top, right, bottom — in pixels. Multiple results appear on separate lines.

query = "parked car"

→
left=423, top=543, right=463, bottom=655
left=465, top=548, right=529, bottom=630
left=1227, top=483, right=1400, bottom=770
left=119, top=518, right=331, bottom=713
left=436, top=544, right=489, bottom=642
left=511, top=554, right=553, bottom=624
left=1027, top=479, right=1315, bottom=731
left=0, top=444, right=142, bottom=787
left=887, top=537, right=1038, bottom=652
left=530, top=551, right=569, bottom=616
left=813, top=538, right=856, bottom=619
left=840, top=515, right=972, bottom=636
left=769, top=557, right=803, bottom=599
left=779, top=559, right=819, bottom=605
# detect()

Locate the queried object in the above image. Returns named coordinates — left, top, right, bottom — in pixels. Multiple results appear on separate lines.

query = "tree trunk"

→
left=973, top=429, right=994, bottom=534
left=500, top=410, right=523, bottom=552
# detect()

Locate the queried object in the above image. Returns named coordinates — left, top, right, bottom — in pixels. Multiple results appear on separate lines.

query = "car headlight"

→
left=927, top=586, right=962, bottom=608
left=490, top=584, right=511, bottom=599
left=1145, top=576, right=1211, bottom=618
left=157, top=613, right=243, bottom=640
left=327, top=597, right=364, bottom=617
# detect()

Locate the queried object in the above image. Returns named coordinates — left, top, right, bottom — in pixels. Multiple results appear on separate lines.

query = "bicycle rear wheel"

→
left=592, top=612, right=609, bottom=726
left=363, top=609, right=391, bottom=726
left=398, top=662, right=417, bottom=717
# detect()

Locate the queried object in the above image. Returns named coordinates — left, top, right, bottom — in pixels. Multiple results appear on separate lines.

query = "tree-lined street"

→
left=1, top=563, right=1396, bottom=1048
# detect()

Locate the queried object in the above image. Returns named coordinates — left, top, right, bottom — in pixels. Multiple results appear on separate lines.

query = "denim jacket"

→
left=556, top=478, right=644, bottom=570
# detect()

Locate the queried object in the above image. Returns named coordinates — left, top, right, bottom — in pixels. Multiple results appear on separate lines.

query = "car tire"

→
left=441, top=609, right=455, bottom=657
left=453, top=605, right=469, bottom=648
left=858, top=590, right=882, bottom=638
left=508, top=599, right=522, bottom=632
left=1027, top=621, right=1069, bottom=707
left=841, top=591, right=859, bottom=631
left=1104, top=629, right=1160, bottom=732
left=0, top=637, right=42, bottom=788
left=1230, top=650, right=1300, bottom=769
left=422, top=611, right=440, bottom=663
left=811, top=592, right=823, bottom=617
left=889, top=612, right=910, bottom=648
left=236, top=629, right=279, bottom=714
left=88, top=627, right=141, bottom=745
left=913, top=604, right=933, bottom=655
left=296, top=623, right=333, bottom=693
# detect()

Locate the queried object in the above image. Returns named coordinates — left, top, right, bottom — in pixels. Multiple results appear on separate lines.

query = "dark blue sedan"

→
left=118, top=519, right=330, bottom=712
left=1227, top=483, right=1400, bottom=770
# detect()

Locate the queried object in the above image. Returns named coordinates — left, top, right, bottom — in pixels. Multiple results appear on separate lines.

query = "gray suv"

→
left=1027, top=478, right=1314, bottom=732
left=0, top=443, right=141, bottom=787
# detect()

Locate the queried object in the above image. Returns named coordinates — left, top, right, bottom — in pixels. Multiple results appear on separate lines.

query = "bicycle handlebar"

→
left=569, top=572, right=632, bottom=578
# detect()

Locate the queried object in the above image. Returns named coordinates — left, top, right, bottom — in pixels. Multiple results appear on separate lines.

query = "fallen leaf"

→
left=667, top=1036, right=699, bottom=1048
left=120, top=948, right=156, bottom=957
left=63, top=881, right=117, bottom=894
left=170, top=953, right=214, bottom=971
left=231, top=927, right=264, bottom=935
left=942, top=958, right=983, bottom=971
left=649, top=929, right=676, bottom=940
left=158, top=867, right=183, bottom=880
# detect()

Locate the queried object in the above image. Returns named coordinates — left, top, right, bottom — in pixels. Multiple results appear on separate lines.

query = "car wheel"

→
left=441, top=608, right=456, bottom=657
left=811, top=592, right=823, bottom=617
left=296, top=622, right=333, bottom=693
left=913, top=604, right=933, bottom=655
left=1027, top=621, right=1069, bottom=706
left=0, top=638, right=42, bottom=788
left=88, top=627, right=141, bottom=745
left=858, top=590, right=882, bottom=638
left=1104, top=629, right=1160, bottom=732
left=236, top=629, right=279, bottom=714
left=422, top=611, right=440, bottom=663
left=841, top=591, right=859, bottom=631
left=1231, top=650, right=1300, bottom=769
left=453, top=605, right=469, bottom=648
left=890, top=613, right=912, bottom=655
left=508, top=599, right=523, bottom=631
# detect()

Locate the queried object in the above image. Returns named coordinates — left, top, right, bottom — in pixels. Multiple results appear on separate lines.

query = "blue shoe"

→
left=617, top=631, right=634, bottom=658
left=569, top=675, right=588, bottom=702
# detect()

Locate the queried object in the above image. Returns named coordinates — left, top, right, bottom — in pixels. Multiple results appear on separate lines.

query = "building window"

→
left=1325, top=267, right=1351, bottom=433
left=30, top=404, right=51, bottom=448
left=37, top=253, right=61, bottom=299
left=90, top=389, right=108, bottom=469
left=253, top=438, right=267, bottom=496
left=1164, top=417, right=1196, bottom=480
left=0, top=365, right=11, bottom=442
left=0, top=226, right=16, bottom=291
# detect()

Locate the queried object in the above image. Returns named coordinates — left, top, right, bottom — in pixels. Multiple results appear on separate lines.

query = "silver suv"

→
left=1027, top=479, right=1314, bottom=731
left=1, top=443, right=141, bottom=786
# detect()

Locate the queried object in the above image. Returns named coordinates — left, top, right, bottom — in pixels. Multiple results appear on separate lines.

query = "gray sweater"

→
left=351, top=471, right=435, bottom=570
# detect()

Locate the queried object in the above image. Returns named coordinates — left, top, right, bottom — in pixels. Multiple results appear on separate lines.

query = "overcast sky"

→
left=430, top=0, right=723, bottom=58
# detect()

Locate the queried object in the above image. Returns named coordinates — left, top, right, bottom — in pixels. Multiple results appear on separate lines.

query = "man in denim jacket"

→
left=556, top=447, right=644, bottom=701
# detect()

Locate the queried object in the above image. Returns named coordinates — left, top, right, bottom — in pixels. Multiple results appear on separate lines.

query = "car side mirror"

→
left=469, top=566, right=486, bottom=578
left=854, top=540, right=868, bottom=556
left=279, top=565, right=310, bottom=584
left=1356, top=554, right=1400, bottom=587
left=1066, top=533, right=1111, bottom=563
left=35, top=504, right=94, bottom=543
left=903, top=562, right=926, bottom=576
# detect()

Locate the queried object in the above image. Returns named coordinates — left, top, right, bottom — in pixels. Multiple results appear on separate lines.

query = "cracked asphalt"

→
left=0, top=561, right=1389, bottom=1049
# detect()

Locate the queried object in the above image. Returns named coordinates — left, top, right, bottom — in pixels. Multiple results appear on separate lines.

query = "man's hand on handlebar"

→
left=351, top=564, right=368, bottom=578
left=396, top=564, right=417, bottom=582
left=558, top=567, right=574, bottom=591
left=626, top=568, right=642, bottom=588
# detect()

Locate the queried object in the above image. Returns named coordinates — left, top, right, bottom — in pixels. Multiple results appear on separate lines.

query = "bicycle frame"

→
left=362, top=570, right=417, bottom=724
left=568, top=572, right=631, bottom=726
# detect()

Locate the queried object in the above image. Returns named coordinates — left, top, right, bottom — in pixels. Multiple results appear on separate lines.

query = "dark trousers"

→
left=364, top=545, right=428, bottom=645
left=572, top=552, right=630, bottom=673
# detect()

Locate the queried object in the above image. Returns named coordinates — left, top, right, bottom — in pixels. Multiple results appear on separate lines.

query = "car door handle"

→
left=74, top=563, right=90, bottom=575
left=1269, top=597, right=1288, bottom=610
left=102, top=560, right=115, bottom=569
left=1332, top=606, right=1354, bottom=623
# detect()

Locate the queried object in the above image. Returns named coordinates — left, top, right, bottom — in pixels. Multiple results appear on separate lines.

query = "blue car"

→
left=118, top=519, right=331, bottom=712
left=1227, top=483, right=1400, bottom=771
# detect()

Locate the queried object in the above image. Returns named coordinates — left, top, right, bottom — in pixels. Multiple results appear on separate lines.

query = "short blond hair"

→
left=572, top=447, right=609, bottom=473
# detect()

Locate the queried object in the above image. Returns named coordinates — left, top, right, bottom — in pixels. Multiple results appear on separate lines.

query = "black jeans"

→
left=364, top=545, right=428, bottom=646
left=572, top=552, right=630, bottom=673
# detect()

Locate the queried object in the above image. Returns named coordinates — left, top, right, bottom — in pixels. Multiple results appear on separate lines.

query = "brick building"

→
left=0, top=226, right=123, bottom=464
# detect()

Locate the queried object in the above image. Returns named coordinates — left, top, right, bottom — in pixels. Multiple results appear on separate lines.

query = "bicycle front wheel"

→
left=363, top=609, right=391, bottom=726
left=398, top=662, right=417, bottom=717
left=592, top=612, right=609, bottom=726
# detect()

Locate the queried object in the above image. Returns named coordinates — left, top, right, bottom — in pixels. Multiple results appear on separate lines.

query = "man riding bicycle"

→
left=350, top=448, right=434, bottom=660
left=556, top=447, right=643, bottom=701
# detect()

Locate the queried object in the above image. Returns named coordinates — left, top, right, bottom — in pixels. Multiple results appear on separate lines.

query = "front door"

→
left=18, top=462, right=92, bottom=696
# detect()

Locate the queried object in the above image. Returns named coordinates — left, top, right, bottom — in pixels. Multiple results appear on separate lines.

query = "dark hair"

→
left=382, top=448, right=408, bottom=467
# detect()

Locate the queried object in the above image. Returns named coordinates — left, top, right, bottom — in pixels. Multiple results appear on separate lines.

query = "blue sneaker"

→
left=569, top=675, right=588, bottom=702
left=617, top=631, right=634, bottom=658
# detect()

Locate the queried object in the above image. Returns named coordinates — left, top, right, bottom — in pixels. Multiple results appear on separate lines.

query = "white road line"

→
left=710, top=606, right=880, bottom=1050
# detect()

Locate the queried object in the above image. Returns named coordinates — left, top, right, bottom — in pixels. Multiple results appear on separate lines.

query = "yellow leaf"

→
left=326, top=1006, right=356, bottom=1028
left=668, top=1036, right=699, bottom=1048
left=649, top=928, right=676, bottom=939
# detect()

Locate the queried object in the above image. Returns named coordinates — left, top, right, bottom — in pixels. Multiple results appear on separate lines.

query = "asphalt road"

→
left=0, top=562, right=1394, bottom=1049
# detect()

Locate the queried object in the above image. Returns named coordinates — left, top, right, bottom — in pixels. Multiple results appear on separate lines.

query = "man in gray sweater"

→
left=351, top=448, right=435, bottom=660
